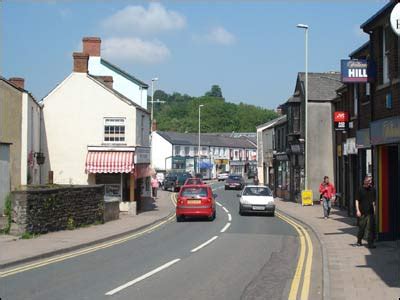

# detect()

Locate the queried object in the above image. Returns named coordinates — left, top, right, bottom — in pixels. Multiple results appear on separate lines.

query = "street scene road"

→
left=1, top=183, right=321, bottom=300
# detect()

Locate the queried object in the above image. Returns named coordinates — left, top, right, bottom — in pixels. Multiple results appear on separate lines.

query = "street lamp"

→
left=297, top=23, right=309, bottom=190
left=150, top=77, right=158, bottom=130
left=198, top=104, right=204, bottom=174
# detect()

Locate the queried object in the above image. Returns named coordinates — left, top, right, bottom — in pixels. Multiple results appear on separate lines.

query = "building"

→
left=41, top=48, right=151, bottom=210
left=0, top=77, right=41, bottom=210
left=83, top=37, right=149, bottom=110
left=272, top=72, right=342, bottom=203
left=333, top=42, right=371, bottom=215
left=256, top=115, right=287, bottom=189
left=151, top=131, right=257, bottom=179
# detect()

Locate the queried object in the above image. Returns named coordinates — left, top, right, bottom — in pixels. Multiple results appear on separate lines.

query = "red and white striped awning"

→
left=85, top=151, right=134, bottom=174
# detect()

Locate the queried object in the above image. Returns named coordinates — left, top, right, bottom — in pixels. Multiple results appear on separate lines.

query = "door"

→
left=0, top=144, right=11, bottom=211
left=388, top=145, right=400, bottom=240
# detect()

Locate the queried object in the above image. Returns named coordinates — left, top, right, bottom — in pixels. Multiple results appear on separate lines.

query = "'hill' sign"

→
left=341, top=59, right=368, bottom=83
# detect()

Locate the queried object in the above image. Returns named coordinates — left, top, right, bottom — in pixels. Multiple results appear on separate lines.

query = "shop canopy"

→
left=85, top=151, right=134, bottom=174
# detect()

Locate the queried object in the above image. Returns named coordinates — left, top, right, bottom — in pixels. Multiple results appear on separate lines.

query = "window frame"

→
left=103, top=117, right=126, bottom=144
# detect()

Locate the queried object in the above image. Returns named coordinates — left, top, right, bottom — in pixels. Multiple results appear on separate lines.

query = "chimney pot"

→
left=97, top=76, right=113, bottom=89
left=82, top=37, right=101, bottom=57
left=73, top=52, right=89, bottom=73
left=8, top=77, right=25, bottom=89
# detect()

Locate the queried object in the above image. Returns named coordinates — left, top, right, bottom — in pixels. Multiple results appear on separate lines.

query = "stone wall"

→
left=10, top=185, right=105, bottom=235
left=104, top=200, right=120, bottom=223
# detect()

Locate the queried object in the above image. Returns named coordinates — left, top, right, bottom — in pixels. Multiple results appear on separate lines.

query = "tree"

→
left=205, top=85, right=223, bottom=98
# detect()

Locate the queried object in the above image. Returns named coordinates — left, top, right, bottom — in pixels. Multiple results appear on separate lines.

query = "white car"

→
left=237, top=185, right=275, bottom=216
left=217, top=172, right=229, bottom=181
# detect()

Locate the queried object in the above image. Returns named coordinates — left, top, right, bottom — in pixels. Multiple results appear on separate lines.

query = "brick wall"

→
left=10, top=185, right=105, bottom=235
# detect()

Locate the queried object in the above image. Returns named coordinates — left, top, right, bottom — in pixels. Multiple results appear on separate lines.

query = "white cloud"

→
left=194, top=26, right=237, bottom=46
left=102, top=3, right=186, bottom=35
left=102, top=37, right=170, bottom=64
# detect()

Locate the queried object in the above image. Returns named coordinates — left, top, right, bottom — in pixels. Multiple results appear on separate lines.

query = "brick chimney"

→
left=8, top=77, right=25, bottom=89
left=73, top=52, right=89, bottom=73
left=97, top=76, right=113, bottom=89
left=82, top=37, right=101, bottom=57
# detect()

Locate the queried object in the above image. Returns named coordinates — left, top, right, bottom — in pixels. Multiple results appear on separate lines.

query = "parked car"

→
left=163, top=172, right=192, bottom=192
left=237, top=185, right=275, bottom=216
left=176, top=185, right=216, bottom=222
left=217, top=172, right=229, bottom=181
left=225, top=174, right=245, bottom=190
left=184, top=178, right=204, bottom=185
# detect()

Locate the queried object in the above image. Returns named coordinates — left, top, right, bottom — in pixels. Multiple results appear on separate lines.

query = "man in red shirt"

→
left=319, top=176, right=336, bottom=219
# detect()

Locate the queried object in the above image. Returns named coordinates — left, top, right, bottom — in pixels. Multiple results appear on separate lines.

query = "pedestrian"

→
left=355, top=175, right=376, bottom=248
left=319, top=176, right=336, bottom=219
left=253, top=175, right=259, bottom=185
left=151, top=175, right=159, bottom=199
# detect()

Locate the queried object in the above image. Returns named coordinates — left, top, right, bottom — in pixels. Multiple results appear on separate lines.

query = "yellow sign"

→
left=301, top=190, right=314, bottom=206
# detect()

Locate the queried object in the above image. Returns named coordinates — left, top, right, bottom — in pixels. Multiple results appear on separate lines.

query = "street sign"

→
left=301, top=190, right=313, bottom=206
left=391, top=3, right=400, bottom=36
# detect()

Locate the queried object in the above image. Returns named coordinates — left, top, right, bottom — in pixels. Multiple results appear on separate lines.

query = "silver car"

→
left=237, top=185, right=275, bottom=216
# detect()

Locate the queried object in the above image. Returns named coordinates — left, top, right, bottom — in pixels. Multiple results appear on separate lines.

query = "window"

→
left=141, top=115, right=145, bottom=145
left=386, top=92, right=392, bottom=109
left=175, top=146, right=181, bottom=156
left=104, top=118, right=125, bottom=142
left=383, top=26, right=390, bottom=84
left=184, top=146, right=190, bottom=156
left=194, top=146, right=198, bottom=156
left=353, top=84, right=358, bottom=116
left=202, top=147, right=208, bottom=156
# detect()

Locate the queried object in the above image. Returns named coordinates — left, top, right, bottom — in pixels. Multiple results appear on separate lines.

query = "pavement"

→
left=0, top=191, right=175, bottom=270
left=1, top=183, right=308, bottom=300
left=275, top=198, right=400, bottom=300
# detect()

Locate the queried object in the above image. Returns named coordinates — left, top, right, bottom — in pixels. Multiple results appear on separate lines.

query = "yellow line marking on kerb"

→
left=0, top=194, right=177, bottom=278
left=276, top=211, right=313, bottom=300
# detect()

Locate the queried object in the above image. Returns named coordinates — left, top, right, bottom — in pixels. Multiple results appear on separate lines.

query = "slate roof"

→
left=360, top=1, right=394, bottom=31
left=157, top=131, right=256, bottom=149
left=100, top=59, right=149, bottom=88
left=298, top=72, right=342, bottom=102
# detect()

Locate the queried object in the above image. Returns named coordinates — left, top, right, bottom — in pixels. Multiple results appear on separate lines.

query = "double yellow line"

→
left=0, top=195, right=177, bottom=278
left=276, top=211, right=313, bottom=300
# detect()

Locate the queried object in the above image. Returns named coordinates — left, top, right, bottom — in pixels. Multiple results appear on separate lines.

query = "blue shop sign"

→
left=370, top=116, right=400, bottom=145
left=341, top=59, right=371, bottom=83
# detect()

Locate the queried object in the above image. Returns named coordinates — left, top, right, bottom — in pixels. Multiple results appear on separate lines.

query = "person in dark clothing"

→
left=355, top=175, right=376, bottom=248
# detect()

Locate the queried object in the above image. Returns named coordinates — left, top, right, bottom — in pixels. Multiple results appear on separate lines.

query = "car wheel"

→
left=271, top=211, right=275, bottom=217
left=208, top=210, right=216, bottom=221
left=239, top=204, right=243, bottom=215
left=176, top=215, right=184, bottom=222
left=224, top=186, right=228, bottom=190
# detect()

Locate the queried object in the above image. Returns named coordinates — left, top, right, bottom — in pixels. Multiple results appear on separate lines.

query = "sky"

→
left=1, top=1, right=388, bottom=109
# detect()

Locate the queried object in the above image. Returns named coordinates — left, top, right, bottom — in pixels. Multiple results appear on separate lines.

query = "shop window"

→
left=104, top=118, right=125, bottom=143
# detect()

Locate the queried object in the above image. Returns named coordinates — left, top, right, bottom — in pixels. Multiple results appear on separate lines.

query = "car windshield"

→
left=181, top=187, right=208, bottom=198
left=243, top=187, right=272, bottom=196
left=228, top=175, right=241, bottom=180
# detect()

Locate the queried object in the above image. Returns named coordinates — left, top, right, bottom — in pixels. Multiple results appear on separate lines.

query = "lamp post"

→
left=297, top=23, right=309, bottom=190
left=150, top=77, right=158, bottom=130
left=198, top=104, right=204, bottom=174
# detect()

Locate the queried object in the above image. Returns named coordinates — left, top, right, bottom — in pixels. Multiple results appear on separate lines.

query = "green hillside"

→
left=151, top=85, right=278, bottom=133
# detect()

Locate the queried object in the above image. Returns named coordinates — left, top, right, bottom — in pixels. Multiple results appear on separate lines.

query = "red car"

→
left=184, top=178, right=204, bottom=185
left=176, top=185, right=216, bottom=222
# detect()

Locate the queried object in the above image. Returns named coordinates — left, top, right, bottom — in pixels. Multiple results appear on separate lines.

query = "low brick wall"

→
left=10, top=185, right=105, bottom=235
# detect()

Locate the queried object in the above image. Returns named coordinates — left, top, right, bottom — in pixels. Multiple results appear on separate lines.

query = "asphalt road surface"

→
left=1, top=182, right=316, bottom=300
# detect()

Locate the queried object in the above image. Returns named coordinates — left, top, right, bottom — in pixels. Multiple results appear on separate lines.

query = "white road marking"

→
left=105, top=258, right=181, bottom=296
left=220, top=222, right=231, bottom=233
left=222, top=206, right=229, bottom=213
left=216, top=202, right=223, bottom=207
left=190, top=236, right=219, bottom=253
left=228, top=213, right=232, bottom=221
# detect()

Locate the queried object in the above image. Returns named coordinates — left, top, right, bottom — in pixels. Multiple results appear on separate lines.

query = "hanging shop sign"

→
left=391, top=3, right=400, bottom=36
left=334, top=111, right=349, bottom=131
left=340, top=59, right=369, bottom=83
left=356, top=128, right=371, bottom=149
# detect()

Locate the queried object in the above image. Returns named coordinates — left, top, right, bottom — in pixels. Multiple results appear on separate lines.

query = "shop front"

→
left=274, top=153, right=290, bottom=201
left=214, top=159, right=229, bottom=175
left=229, top=160, right=245, bottom=176
left=371, top=117, right=400, bottom=241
